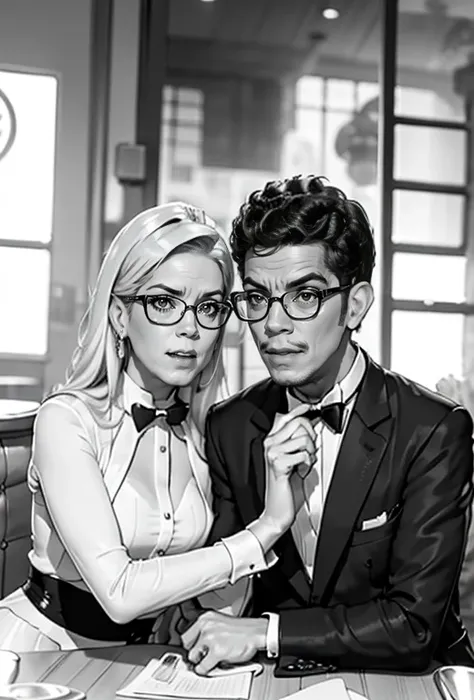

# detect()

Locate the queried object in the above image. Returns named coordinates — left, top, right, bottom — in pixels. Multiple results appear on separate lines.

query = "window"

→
left=294, top=76, right=381, bottom=362
left=0, top=69, right=57, bottom=356
left=159, top=86, right=203, bottom=191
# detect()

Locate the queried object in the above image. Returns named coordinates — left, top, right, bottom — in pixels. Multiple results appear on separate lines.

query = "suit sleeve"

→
left=278, top=406, right=474, bottom=670
left=205, top=405, right=246, bottom=544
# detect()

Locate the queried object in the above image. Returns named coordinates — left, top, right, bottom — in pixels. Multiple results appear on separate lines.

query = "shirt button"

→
left=164, top=512, right=171, bottom=520
left=160, top=445, right=166, bottom=453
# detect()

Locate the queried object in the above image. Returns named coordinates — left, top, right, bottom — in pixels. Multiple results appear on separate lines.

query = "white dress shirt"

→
left=27, top=372, right=272, bottom=630
left=264, top=345, right=367, bottom=658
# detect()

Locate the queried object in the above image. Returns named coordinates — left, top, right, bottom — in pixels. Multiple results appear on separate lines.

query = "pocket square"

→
left=361, top=511, right=387, bottom=531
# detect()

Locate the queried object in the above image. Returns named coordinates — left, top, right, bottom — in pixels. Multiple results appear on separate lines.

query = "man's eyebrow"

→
left=243, top=272, right=329, bottom=292
left=242, top=276, right=269, bottom=292
left=284, top=272, right=329, bottom=289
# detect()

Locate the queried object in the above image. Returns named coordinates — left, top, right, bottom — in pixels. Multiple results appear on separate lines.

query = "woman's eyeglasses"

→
left=120, top=294, right=233, bottom=330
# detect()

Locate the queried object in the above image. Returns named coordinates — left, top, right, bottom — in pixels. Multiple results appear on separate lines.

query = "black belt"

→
left=23, top=566, right=155, bottom=644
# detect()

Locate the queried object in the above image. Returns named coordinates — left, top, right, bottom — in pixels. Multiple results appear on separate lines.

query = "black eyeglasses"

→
left=121, top=294, right=233, bottom=330
left=231, top=285, right=352, bottom=323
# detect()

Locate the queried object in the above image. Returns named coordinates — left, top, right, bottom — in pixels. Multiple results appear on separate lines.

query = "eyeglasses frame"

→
left=230, top=285, right=352, bottom=323
left=120, top=293, right=233, bottom=330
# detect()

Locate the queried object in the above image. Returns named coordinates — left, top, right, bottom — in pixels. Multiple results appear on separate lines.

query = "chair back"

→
left=0, top=409, right=36, bottom=599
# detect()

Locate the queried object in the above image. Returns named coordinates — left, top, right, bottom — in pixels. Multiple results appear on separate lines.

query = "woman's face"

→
left=116, top=252, right=227, bottom=400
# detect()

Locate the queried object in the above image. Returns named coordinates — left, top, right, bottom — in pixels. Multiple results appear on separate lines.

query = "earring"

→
left=115, top=330, right=125, bottom=360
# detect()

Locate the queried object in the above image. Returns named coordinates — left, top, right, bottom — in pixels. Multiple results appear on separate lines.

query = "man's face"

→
left=243, top=243, right=369, bottom=389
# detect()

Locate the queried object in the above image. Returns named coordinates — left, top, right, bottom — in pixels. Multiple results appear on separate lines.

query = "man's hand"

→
left=181, top=611, right=268, bottom=675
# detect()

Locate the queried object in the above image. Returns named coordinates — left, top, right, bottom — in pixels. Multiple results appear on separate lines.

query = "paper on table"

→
left=280, top=678, right=368, bottom=700
left=116, top=653, right=257, bottom=700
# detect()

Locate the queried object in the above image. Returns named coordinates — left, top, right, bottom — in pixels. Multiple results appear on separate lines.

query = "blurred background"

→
left=0, top=0, right=473, bottom=401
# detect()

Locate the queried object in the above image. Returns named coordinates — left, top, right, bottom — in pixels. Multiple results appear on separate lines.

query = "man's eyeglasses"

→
left=120, top=294, right=233, bottom=330
left=231, top=286, right=351, bottom=323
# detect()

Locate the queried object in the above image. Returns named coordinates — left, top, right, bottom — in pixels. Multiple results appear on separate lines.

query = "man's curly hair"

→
left=230, top=175, right=376, bottom=285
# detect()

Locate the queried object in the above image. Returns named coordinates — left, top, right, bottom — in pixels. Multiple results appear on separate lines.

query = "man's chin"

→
left=266, top=366, right=306, bottom=387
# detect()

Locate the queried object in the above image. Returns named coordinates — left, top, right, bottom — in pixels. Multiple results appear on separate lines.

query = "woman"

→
left=0, top=202, right=293, bottom=652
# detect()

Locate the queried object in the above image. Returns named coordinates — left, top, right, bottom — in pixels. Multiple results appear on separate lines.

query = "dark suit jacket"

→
left=205, top=354, right=474, bottom=674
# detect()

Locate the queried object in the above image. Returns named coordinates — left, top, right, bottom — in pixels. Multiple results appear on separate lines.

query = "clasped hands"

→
left=182, top=405, right=316, bottom=674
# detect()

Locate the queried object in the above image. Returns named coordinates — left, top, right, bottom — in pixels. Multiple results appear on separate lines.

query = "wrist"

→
left=253, top=616, right=269, bottom=651
left=249, top=515, right=285, bottom=551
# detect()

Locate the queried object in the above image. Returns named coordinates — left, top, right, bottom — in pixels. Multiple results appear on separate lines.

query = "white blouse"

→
left=26, top=373, right=267, bottom=626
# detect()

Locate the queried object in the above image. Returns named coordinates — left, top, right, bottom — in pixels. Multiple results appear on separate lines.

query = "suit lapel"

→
left=310, top=358, right=393, bottom=602
left=247, top=381, right=288, bottom=513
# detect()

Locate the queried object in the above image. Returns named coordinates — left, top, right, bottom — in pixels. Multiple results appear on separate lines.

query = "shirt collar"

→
left=287, top=343, right=366, bottom=412
left=121, top=372, right=176, bottom=415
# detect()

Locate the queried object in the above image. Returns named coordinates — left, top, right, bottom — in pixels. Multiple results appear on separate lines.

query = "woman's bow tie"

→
left=131, top=398, right=189, bottom=432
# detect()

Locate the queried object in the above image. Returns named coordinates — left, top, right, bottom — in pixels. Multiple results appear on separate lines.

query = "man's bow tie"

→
left=304, top=402, right=345, bottom=434
left=131, top=398, right=189, bottom=432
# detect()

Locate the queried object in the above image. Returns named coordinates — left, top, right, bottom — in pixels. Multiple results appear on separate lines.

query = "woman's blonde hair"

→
left=50, top=202, right=234, bottom=433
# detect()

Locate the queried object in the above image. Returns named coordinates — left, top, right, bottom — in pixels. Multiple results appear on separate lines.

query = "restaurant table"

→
left=0, top=376, right=39, bottom=400
left=0, top=398, right=39, bottom=416
left=14, top=644, right=442, bottom=700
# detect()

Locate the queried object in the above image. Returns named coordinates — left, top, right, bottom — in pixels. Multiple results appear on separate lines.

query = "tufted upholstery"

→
left=0, top=409, right=36, bottom=599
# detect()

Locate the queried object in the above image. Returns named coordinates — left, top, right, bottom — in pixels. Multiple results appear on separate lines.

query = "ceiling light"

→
left=322, top=7, right=340, bottom=19
left=200, top=0, right=216, bottom=3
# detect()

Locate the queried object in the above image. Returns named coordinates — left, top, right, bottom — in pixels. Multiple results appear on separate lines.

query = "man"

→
left=182, top=175, right=474, bottom=676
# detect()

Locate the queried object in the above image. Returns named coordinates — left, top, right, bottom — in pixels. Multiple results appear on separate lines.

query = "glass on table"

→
left=0, top=651, right=19, bottom=686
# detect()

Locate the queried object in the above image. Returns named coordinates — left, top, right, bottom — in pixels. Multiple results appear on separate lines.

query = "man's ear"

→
left=346, top=282, right=374, bottom=331
left=108, top=295, right=129, bottom=338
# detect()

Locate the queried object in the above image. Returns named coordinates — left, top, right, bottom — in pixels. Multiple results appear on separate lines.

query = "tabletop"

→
left=0, top=398, right=39, bottom=416
left=15, top=644, right=443, bottom=700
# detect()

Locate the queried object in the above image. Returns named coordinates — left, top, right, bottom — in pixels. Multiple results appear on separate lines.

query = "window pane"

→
left=175, top=125, right=202, bottom=145
left=282, top=121, right=324, bottom=175
left=294, top=108, right=323, bottom=136
left=391, top=311, right=463, bottom=390
left=295, top=76, right=324, bottom=107
left=176, top=104, right=202, bottom=124
left=325, top=110, right=359, bottom=185
left=395, top=85, right=464, bottom=122
left=163, top=85, right=173, bottom=101
left=0, top=70, right=57, bottom=242
left=326, top=79, right=355, bottom=110
left=356, top=82, right=379, bottom=110
left=392, top=253, right=465, bottom=303
left=0, top=248, right=50, bottom=355
left=162, top=101, right=173, bottom=122
left=392, top=190, right=464, bottom=247
left=395, top=2, right=467, bottom=125
left=177, top=88, right=203, bottom=105
left=395, top=125, right=466, bottom=186
left=174, top=145, right=200, bottom=167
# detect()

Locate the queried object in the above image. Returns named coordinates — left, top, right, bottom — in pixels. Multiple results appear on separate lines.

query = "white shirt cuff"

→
left=262, top=612, right=280, bottom=658
left=218, top=528, right=276, bottom=585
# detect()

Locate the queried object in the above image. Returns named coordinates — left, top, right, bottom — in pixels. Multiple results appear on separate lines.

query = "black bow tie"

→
left=304, top=402, right=345, bottom=434
left=131, top=398, right=189, bottom=432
